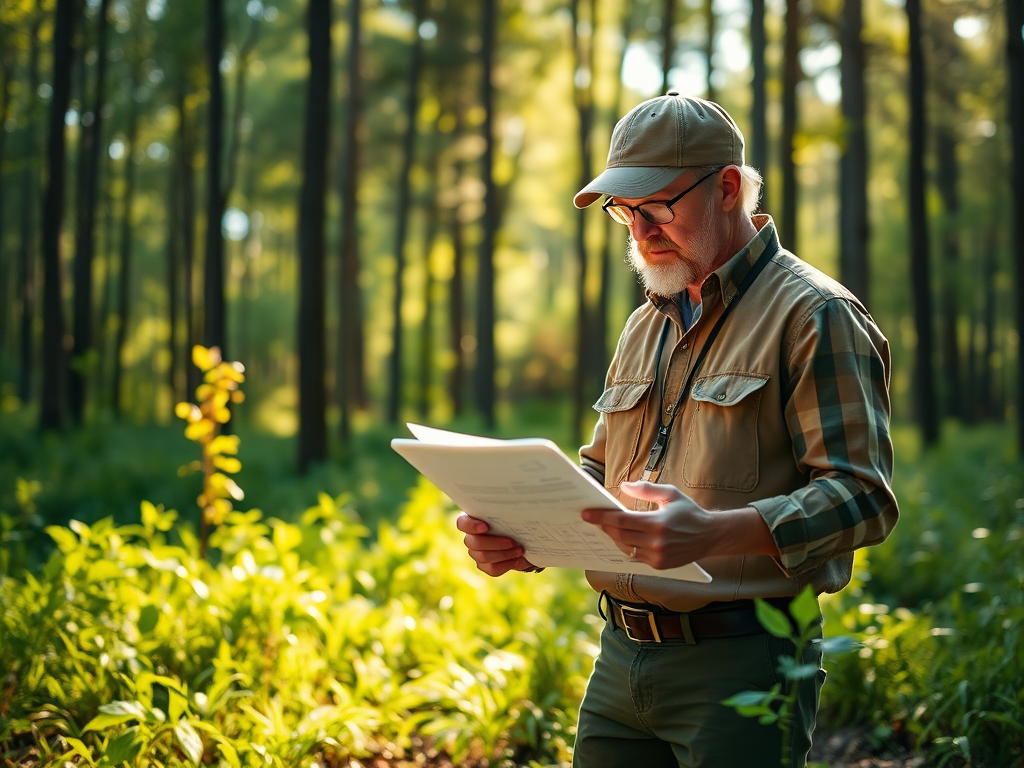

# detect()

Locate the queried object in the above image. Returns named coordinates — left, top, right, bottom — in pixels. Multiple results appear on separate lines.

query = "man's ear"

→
left=719, top=166, right=743, bottom=212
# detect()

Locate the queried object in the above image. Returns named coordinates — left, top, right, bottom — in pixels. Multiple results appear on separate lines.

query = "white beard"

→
left=626, top=196, right=721, bottom=299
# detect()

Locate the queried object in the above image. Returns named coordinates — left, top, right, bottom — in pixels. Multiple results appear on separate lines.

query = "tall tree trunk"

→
left=600, top=1, right=634, bottom=374
left=337, top=0, right=366, bottom=449
left=661, top=0, right=675, bottom=91
left=17, top=3, right=43, bottom=406
left=448, top=155, right=466, bottom=417
left=839, top=0, right=869, bottom=305
left=906, top=0, right=938, bottom=444
left=296, top=0, right=331, bottom=473
left=69, top=0, right=111, bottom=424
left=980, top=230, right=997, bottom=420
left=177, top=84, right=198, bottom=396
left=1007, top=0, right=1024, bottom=450
left=167, top=105, right=183, bottom=403
left=417, top=151, right=440, bottom=420
left=387, top=0, right=426, bottom=424
left=704, top=0, right=716, bottom=102
left=112, top=97, right=140, bottom=419
left=204, top=0, right=226, bottom=354
left=476, top=0, right=497, bottom=429
left=39, top=0, right=78, bottom=430
left=571, top=0, right=594, bottom=445
left=936, top=127, right=961, bottom=419
left=0, top=56, right=12, bottom=351
left=750, top=0, right=768, bottom=211
left=780, top=0, right=800, bottom=250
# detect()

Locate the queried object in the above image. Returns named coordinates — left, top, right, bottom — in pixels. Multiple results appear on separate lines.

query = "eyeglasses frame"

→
left=601, top=168, right=723, bottom=225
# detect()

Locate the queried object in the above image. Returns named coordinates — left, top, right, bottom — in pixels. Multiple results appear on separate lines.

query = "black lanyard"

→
left=641, top=240, right=779, bottom=481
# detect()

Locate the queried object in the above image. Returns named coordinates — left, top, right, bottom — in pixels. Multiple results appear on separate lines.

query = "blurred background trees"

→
left=0, top=0, right=1021, bottom=471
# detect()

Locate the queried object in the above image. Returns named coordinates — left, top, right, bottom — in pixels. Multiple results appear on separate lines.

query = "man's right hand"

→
left=456, top=514, right=535, bottom=577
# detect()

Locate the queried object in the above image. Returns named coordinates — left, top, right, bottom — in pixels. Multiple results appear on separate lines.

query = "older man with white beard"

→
left=456, top=93, right=898, bottom=767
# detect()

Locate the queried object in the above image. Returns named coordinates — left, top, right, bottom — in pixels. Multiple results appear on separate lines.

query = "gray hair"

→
left=689, top=164, right=763, bottom=217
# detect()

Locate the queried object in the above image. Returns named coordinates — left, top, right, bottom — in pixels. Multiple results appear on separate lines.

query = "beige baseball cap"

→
left=574, top=92, right=745, bottom=208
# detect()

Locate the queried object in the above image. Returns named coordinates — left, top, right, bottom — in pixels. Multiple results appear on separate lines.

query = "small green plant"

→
left=174, top=345, right=246, bottom=559
left=723, top=586, right=858, bottom=768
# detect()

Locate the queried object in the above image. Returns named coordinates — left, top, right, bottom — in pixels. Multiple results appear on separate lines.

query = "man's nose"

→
left=630, top=214, right=661, bottom=242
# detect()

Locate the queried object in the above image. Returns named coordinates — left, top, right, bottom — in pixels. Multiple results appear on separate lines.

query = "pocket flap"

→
left=593, top=379, right=654, bottom=413
left=691, top=373, right=769, bottom=406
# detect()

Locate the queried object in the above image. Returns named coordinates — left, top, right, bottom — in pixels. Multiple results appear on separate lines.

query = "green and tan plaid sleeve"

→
left=750, top=297, right=899, bottom=576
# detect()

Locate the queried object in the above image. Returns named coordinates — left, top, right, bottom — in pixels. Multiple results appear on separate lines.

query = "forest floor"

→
left=809, top=726, right=925, bottom=767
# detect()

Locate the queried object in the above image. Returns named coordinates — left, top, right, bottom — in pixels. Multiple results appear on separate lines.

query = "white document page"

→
left=392, top=424, right=711, bottom=583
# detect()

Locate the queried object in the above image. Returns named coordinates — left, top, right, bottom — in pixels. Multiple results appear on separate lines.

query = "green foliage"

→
left=0, top=480, right=596, bottom=767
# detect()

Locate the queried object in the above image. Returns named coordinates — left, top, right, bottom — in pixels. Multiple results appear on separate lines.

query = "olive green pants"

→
left=572, top=621, right=824, bottom=768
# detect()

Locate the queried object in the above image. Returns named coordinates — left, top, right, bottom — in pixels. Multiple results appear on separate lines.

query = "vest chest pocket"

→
left=593, top=378, right=654, bottom=487
left=682, top=372, right=769, bottom=492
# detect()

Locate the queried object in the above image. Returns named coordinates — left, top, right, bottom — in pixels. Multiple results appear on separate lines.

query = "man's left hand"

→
left=581, top=480, right=718, bottom=569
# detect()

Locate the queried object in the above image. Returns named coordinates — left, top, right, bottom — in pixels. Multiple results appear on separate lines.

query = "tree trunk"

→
left=337, top=0, right=366, bottom=449
left=112, top=96, right=140, bottom=419
left=387, top=0, right=426, bottom=424
left=935, top=127, right=961, bottom=419
left=839, top=0, right=869, bottom=305
left=417, top=148, right=441, bottom=420
left=704, top=0, right=716, bottom=102
left=476, top=0, right=497, bottom=429
left=167, top=104, right=183, bottom=404
left=204, top=0, right=226, bottom=354
left=980, top=230, right=997, bottom=420
left=780, top=0, right=800, bottom=251
left=0, top=56, right=12, bottom=352
left=906, top=0, right=938, bottom=444
left=662, top=0, right=675, bottom=92
left=1007, top=0, right=1024, bottom=450
left=750, top=0, right=768, bottom=210
left=296, top=0, right=331, bottom=473
left=177, top=84, right=199, bottom=396
left=69, top=0, right=111, bottom=424
left=571, top=0, right=594, bottom=445
left=448, top=157, right=466, bottom=417
left=39, top=0, right=78, bottom=430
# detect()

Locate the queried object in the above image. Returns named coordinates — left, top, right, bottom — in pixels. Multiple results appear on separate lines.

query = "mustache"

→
left=637, top=236, right=680, bottom=256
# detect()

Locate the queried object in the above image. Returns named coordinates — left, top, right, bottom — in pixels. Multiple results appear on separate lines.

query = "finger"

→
left=463, top=533, right=521, bottom=550
left=476, top=557, right=525, bottom=577
left=581, top=508, right=656, bottom=532
left=469, top=545, right=524, bottom=565
left=456, top=513, right=490, bottom=535
left=620, top=480, right=685, bottom=505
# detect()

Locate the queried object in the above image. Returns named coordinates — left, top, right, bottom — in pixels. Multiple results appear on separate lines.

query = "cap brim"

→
left=573, top=166, right=685, bottom=209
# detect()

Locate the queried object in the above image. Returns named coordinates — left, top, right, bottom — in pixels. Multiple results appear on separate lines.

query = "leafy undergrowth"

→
left=0, top=482, right=598, bottom=767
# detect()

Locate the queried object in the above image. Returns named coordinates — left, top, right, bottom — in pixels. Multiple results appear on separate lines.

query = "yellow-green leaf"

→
left=174, top=720, right=204, bottom=766
left=213, top=456, right=242, bottom=473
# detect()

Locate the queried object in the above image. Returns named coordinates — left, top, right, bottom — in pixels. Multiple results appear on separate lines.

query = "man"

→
left=457, top=93, right=898, bottom=767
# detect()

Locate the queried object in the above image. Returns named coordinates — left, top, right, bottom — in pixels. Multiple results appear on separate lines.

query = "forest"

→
left=1, top=0, right=1023, bottom=764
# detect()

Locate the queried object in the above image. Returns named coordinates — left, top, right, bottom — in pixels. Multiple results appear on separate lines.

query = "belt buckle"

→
left=619, top=605, right=661, bottom=643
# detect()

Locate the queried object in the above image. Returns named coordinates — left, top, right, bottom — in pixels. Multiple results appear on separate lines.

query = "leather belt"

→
left=605, top=595, right=795, bottom=645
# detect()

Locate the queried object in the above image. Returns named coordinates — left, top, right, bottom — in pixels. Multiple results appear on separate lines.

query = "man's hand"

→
left=456, top=514, right=536, bottom=577
left=581, top=480, right=780, bottom=569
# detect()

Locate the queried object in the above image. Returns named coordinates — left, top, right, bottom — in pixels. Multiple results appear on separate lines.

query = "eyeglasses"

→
left=601, top=169, right=721, bottom=225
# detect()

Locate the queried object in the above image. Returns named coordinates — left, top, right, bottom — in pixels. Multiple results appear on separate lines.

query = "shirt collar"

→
left=646, top=214, right=779, bottom=313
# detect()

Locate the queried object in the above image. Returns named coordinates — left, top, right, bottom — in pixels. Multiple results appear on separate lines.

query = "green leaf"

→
left=814, top=635, right=860, bottom=654
left=722, top=690, right=773, bottom=707
left=46, top=525, right=79, bottom=553
left=776, top=656, right=819, bottom=680
left=137, top=605, right=160, bottom=634
left=272, top=522, right=302, bottom=553
left=105, top=727, right=142, bottom=764
left=174, top=720, right=204, bottom=766
left=754, top=599, right=794, bottom=639
left=790, top=587, right=820, bottom=633
left=84, top=701, right=148, bottom=732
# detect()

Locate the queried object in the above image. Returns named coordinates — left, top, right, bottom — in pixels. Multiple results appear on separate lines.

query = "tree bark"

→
left=203, top=0, right=226, bottom=353
left=662, top=0, right=675, bottom=92
left=704, top=0, right=716, bottom=102
left=935, top=127, right=961, bottom=419
left=69, top=0, right=111, bottom=424
left=571, top=0, right=594, bottom=445
left=0, top=55, right=12, bottom=352
left=167, top=103, right=183, bottom=403
left=476, top=0, right=497, bottom=429
left=1007, top=0, right=1024, bottom=450
left=750, top=0, right=768, bottom=210
left=176, top=84, right=199, bottom=396
left=337, top=0, right=366, bottom=449
left=839, top=0, right=869, bottom=305
left=296, top=0, right=331, bottom=473
left=906, top=0, right=938, bottom=444
left=112, top=95, right=140, bottom=419
left=387, top=0, right=426, bottom=424
left=781, top=0, right=800, bottom=251
left=39, top=0, right=78, bottom=430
